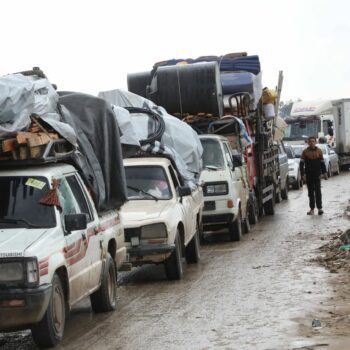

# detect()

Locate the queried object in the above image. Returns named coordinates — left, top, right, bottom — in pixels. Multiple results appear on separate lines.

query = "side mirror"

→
left=65, top=213, right=87, bottom=232
left=178, top=186, right=192, bottom=197
left=231, top=154, right=243, bottom=167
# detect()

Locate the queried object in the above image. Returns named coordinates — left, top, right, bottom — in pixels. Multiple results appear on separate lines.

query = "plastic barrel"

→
left=127, top=71, right=152, bottom=98
left=147, top=62, right=223, bottom=117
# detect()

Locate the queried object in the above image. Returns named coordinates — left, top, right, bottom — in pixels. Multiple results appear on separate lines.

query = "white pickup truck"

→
left=199, top=134, right=251, bottom=241
left=121, top=157, right=203, bottom=280
left=0, top=163, right=126, bottom=348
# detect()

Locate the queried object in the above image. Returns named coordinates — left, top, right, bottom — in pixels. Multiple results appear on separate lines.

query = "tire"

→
left=281, top=178, right=289, bottom=200
left=293, top=173, right=301, bottom=190
left=228, top=211, right=242, bottom=241
left=165, top=231, right=183, bottom=280
left=31, top=274, right=66, bottom=348
left=248, top=197, right=258, bottom=225
left=199, top=221, right=206, bottom=244
left=185, top=225, right=200, bottom=264
left=275, top=183, right=282, bottom=203
left=243, top=215, right=251, bottom=234
left=90, top=253, right=117, bottom=313
left=264, top=191, right=275, bottom=215
left=327, top=166, right=331, bottom=178
left=335, top=162, right=340, bottom=175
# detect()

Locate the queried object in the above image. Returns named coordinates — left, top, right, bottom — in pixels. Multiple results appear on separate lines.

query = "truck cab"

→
left=121, top=157, right=203, bottom=280
left=199, top=134, right=250, bottom=241
left=0, top=164, right=125, bottom=348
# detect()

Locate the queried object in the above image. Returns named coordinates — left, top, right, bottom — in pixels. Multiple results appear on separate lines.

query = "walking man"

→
left=300, top=136, right=327, bottom=215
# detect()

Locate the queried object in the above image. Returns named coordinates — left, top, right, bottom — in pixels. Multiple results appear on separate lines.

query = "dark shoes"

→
left=307, top=209, right=324, bottom=215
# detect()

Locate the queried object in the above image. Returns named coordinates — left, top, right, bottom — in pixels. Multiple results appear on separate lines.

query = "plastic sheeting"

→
left=222, top=73, right=263, bottom=110
left=58, top=92, right=128, bottom=211
left=0, top=74, right=77, bottom=144
left=0, top=74, right=34, bottom=137
left=98, top=89, right=203, bottom=188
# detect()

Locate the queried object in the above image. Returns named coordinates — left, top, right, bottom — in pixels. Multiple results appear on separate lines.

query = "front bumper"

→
left=128, top=244, right=175, bottom=256
left=203, top=213, right=234, bottom=232
left=128, top=244, right=175, bottom=264
left=0, top=284, right=52, bottom=331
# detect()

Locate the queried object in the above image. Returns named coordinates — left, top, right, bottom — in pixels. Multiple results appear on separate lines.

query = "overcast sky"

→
left=1, top=0, right=349, bottom=102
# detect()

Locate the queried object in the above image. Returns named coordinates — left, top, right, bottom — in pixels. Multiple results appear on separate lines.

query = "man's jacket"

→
left=300, top=146, right=327, bottom=177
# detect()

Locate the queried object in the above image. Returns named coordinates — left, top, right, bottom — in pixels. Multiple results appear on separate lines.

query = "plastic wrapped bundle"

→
left=218, top=55, right=261, bottom=74
left=98, top=89, right=203, bottom=188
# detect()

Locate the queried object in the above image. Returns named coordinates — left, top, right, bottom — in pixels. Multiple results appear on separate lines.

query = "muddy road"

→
left=1, top=173, right=350, bottom=350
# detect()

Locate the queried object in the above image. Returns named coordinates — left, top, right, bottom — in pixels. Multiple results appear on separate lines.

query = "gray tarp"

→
left=0, top=74, right=77, bottom=145
left=98, top=89, right=203, bottom=187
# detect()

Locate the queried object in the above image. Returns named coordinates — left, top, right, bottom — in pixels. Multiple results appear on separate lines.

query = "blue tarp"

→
left=154, top=55, right=261, bottom=75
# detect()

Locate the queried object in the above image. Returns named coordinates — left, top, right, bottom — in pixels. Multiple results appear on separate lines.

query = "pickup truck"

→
left=121, top=157, right=203, bottom=280
left=0, top=163, right=126, bottom=348
left=199, top=134, right=252, bottom=242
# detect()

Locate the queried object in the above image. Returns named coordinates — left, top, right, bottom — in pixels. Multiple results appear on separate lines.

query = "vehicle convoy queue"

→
left=0, top=57, right=344, bottom=348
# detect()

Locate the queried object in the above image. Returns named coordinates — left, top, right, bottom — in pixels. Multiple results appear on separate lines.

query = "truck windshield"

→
left=125, top=166, right=171, bottom=200
left=201, top=139, right=225, bottom=169
left=284, top=120, right=320, bottom=141
left=0, top=176, right=56, bottom=229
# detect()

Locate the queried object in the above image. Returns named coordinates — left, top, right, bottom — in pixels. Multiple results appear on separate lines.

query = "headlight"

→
left=0, top=262, right=23, bottom=282
left=0, top=258, right=39, bottom=287
left=26, top=259, right=39, bottom=286
left=204, top=182, right=228, bottom=196
left=141, top=223, right=167, bottom=239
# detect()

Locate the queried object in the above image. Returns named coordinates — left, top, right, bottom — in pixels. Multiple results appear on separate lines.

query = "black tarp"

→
left=58, top=92, right=127, bottom=212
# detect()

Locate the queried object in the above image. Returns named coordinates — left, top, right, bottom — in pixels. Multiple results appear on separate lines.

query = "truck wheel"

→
left=275, top=183, right=282, bottom=203
left=31, top=274, right=66, bottom=348
left=281, top=178, right=288, bottom=200
left=243, top=215, right=251, bottom=234
left=228, top=211, right=242, bottom=241
left=248, top=197, right=258, bottom=225
left=327, top=166, right=331, bottom=178
left=264, top=192, right=275, bottom=215
left=185, top=225, right=200, bottom=263
left=90, top=253, right=117, bottom=313
left=335, top=163, right=340, bottom=175
left=293, top=174, right=301, bottom=190
left=165, top=231, right=183, bottom=280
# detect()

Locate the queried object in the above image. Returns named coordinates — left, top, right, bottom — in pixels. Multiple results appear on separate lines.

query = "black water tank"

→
left=147, top=62, right=223, bottom=117
left=127, top=71, right=152, bottom=98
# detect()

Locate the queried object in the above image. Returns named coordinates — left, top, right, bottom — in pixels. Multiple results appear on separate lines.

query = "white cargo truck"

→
left=285, top=99, right=350, bottom=169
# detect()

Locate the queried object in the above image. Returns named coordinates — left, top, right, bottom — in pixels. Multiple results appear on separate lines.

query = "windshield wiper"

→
left=204, top=165, right=221, bottom=171
left=0, top=218, right=48, bottom=228
left=127, top=185, right=159, bottom=201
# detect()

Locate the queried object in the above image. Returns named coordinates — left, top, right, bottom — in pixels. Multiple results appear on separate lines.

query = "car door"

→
left=169, top=165, right=194, bottom=244
left=66, top=174, right=103, bottom=292
left=57, top=174, right=101, bottom=304
left=223, top=142, right=247, bottom=216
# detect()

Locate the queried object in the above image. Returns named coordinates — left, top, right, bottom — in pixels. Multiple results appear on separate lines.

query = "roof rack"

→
left=0, top=139, right=74, bottom=168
